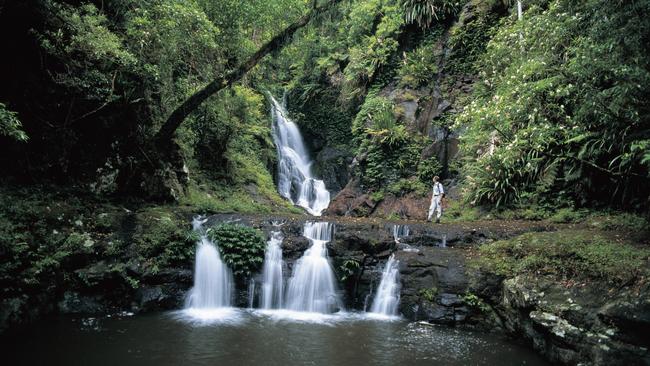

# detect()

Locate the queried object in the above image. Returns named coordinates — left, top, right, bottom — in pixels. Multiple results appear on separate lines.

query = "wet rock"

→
left=313, top=147, right=353, bottom=195
left=473, top=275, right=650, bottom=365
left=58, top=291, right=107, bottom=314
left=136, top=285, right=188, bottom=312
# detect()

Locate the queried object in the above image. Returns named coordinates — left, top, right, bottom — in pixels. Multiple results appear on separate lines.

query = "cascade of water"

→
left=185, top=217, right=234, bottom=309
left=269, top=95, right=330, bottom=216
left=392, top=224, right=410, bottom=243
left=248, top=279, right=256, bottom=309
left=260, top=231, right=284, bottom=309
left=392, top=224, right=419, bottom=252
left=370, top=255, right=401, bottom=316
left=285, top=222, right=341, bottom=313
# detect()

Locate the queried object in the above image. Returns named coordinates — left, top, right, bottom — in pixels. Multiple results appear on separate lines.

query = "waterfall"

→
left=185, top=217, right=234, bottom=309
left=370, top=255, right=401, bottom=316
left=393, top=224, right=418, bottom=252
left=285, top=222, right=341, bottom=313
left=392, top=224, right=410, bottom=243
left=260, top=231, right=284, bottom=309
left=248, top=279, right=256, bottom=309
left=269, top=95, right=330, bottom=216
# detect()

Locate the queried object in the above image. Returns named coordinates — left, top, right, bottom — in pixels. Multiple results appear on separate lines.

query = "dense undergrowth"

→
left=0, top=186, right=195, bottom=325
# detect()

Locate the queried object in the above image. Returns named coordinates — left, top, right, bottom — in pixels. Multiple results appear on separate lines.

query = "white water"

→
left=392, top=224, right=410, bottom=243
left=185, top=217, right=234, bottom=311
left=370, top=255, right=401, bottom=316
left=269, top=95, right=330, bottom=216
left=285, top=222, right=341, bottom=313
left=260, top=231, right=285, bottom=309
left=248, top=279, right=256, bottom=309
left=393, top=224, right=419, bottom=252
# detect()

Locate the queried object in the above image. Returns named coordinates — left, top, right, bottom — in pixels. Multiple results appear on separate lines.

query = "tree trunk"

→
left=154, top=0, right=342, bottom=145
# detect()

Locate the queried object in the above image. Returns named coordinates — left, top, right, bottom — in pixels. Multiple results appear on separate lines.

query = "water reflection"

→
left=0, top=311, right=550, bottom=366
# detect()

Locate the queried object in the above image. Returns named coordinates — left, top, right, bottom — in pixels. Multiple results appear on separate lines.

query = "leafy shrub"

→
left=352, top=94, right=396, bottom=141
left=339, top=259, right=361, bottom=281
left=208, top=224, right=265, bottom=277
left=387, top=177, right=428, bottom=197
left=0, top=103, right=28, bottom=141
left=462, top=291, right=490, bottom=313
left=397, top=39, right=441, bottom=88
left=457, top=0, right=650, bottom=210
left=417, top=157, right=442, bottom=184
left=402, top=0, right=461, bottom=28
left=133, top=209, right=195, bottom=268
left=418, top=287, right=438, bottom=302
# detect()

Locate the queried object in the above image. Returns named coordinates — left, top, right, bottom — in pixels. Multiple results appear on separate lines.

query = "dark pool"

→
left=0, top=309, right=549, bottom=366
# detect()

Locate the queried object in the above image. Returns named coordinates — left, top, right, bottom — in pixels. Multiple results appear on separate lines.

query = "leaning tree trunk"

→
left=125, top=0, right=342, bottom=201
left=154, top=0, right=343, bottom=145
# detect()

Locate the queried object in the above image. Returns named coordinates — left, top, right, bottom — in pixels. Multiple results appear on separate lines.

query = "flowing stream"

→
left=285, top=222, right=341, bottom=313
left=370, top=255, right=401, bottom=316
left=184, top=217, right=234, bottom=314
left=270, top=95, right=330, bottom=216
left=260, top=231, right=284, bottom=309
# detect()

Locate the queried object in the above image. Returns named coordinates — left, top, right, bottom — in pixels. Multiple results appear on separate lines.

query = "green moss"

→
left=444, top=200, right=483, bottom=222
left=418, top=287, right=438, bottom=302
left=587, top=213, right=649, bottom=232
left=369, top=190, right=385, bottom=202
left=472, top=230, right=650, bottom=284
left=549, top=208, right=590, bottom=223
left=182, top=184, right=302, bottom=215
left=131, top=207, right=196, bottom=270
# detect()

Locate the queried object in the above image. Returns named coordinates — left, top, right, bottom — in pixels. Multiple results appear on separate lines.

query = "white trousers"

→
left=428, top=195, right=442, bottom=220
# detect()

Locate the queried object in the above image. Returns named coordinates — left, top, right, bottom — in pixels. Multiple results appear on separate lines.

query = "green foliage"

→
left=38, top=1, right=136, bottom=100
left=462, top=291, right=490, bottom=313
left=418, top=287, right=438, bottom=302
left=402, top=0, right=461, bottom=28
left=458, top=0, right=650, bottom=210
left=474, top=230, right=650, bottom=284
left=352, top=92, right=431, bottom=190
left=549, top=207, right=590, bottom=223
left=132, top=208, right=196, bottom=269
left=339, top=259, right=361, bottom=281
left=387, top=177, right=428, bottom=197
left=397, top=37, right=441, bottom=88
left=344, top=0, right=404, bottom=97
left=0, top=103, right=28, bottom=141
left=207, top=224, right=266, bottom=277
left=352, top=93, right=396, bottom=140
left=369, top=190, right=386, bottom=202
left=417, top=157, right=443, bottom=184
left=444, top=199, right=483, bottom=221
left=445, top=0, right=502, bottom=75
left=586, top=212, right=649, bottom=232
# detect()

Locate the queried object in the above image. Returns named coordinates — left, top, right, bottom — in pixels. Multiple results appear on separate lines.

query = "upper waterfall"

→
left=269, top=95, right=330, bottom=216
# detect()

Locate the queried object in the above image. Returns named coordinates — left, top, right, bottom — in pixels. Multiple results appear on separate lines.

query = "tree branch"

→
left=154, top=0, right=342, bottom=145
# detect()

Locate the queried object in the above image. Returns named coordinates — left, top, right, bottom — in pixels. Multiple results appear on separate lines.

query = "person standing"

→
left=427, top=176, right=444, bottom=223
